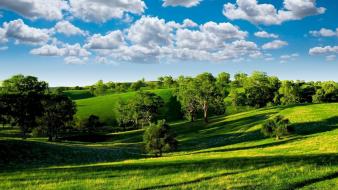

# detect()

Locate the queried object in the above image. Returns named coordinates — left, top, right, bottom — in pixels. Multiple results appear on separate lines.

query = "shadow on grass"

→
left=286, top=172, right=338, bottom=190
left=2, top=153, right=336, bottom=190
left=293, top=116, right=338, bottom=135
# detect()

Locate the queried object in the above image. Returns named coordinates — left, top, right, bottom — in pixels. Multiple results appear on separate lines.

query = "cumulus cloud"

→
left=85, top=31, right=125, bottom=49
left=2, top=19, right=50, bottom=45
left=254, top=31, right=278, bottom=38
left=309, top=46, right=338, bottom=55
left=30, top=43, right=91, bottom=64
left=262, top=40, right=288, bottom=50
left=0, top=28, right=7, bottom=44
left=223, top=0, right=325, bottom=25
left=92, top=16, right=259, bottom=63
left=182, top=19, right=198, bottom=28
left=54, top=20, right=87, bottom=36
left=69, top=0, right=146, bottom=23
left=309, top=28, right=338, bottom=37
left=0, top=0, right=69, bottom=20
left=127, top=16, right=174, bottom=48
left=163, top=0, right=202, bottom=8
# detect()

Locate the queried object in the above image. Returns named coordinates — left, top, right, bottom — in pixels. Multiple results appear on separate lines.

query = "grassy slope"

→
left=75, top=89, right=182, bottom=125
left=63, top=90, right=93, bottom=100
left=0, top=103, right=337, bottom=190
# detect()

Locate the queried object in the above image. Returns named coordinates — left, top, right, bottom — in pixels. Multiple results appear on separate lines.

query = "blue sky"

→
left=0, top=0, right=337, bottom=86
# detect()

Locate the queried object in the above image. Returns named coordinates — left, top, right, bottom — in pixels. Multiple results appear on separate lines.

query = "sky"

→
left=0, top=0, right=337, bottom=86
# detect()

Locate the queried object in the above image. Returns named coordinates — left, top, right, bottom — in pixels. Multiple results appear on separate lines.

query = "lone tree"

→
left=143, top=120, right=178, bottom=157
left=40, top=94, right=76, bottom=141
left=261, top=115, right=294, bottom=140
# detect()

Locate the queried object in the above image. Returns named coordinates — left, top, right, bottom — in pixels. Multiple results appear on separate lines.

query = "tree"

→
left=261, top=115, right=294, bottom=140
left=93, top=80, right=107, bottom=96
left=232, top=73, right=248, bottom=87
left=143, top=120, right=178, bottom=157
left=244, top=72, right=280, bottom=107
left=132, top=91, right=164, bottom=127
left=40, top=94, right=76, bottom=141
left=194, top=73, right=222, bottom=123
left=278, top=80, right=300, bottom=105
left=116, top=99, right=136, bottom=130
left=162, top=76, right=175, bottom=88
left=1, top=75, right=48, bottom=138
left=176, top=76, right=199, bottom=122
left=312, top=81, right=338, bottom=103
left=216, top=72, right=231, bottom=97
left=130, top=79, right=146, bottom=91
left=86, top=115, right=103, bottom=132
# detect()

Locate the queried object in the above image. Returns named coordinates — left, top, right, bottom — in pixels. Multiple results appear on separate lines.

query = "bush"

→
left=143, top=120, right=178, bottom=157
left=261, top=115, right=294, bottom=140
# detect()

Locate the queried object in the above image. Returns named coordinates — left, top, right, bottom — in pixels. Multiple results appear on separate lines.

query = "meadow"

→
left=75, top=89, right=182, bottom=125
left=1, top=103, right=337, bottom=190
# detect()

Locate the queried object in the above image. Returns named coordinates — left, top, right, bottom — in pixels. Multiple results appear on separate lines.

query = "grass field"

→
left=63, top=90, right=94, bottom=100
left=0, top=103, right=337, bottom=189
left=75, top=89, right=182, bottom=125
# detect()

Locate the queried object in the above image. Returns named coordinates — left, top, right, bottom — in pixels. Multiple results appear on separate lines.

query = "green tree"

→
left=216, top=72, right=231, bottom=97
left=132, top=91, right=164, bottom=127
left=312, top=81, right=338, bottom=103
left=176, top=76, right=199, bottom=122
left=1, top=75, right=48, bottom=138
left=195, top=73, right=222, bottom=123
left=94, top=80, right=107, bottom=96
left=143, top=120, right=178, bottom=157
left=278, top=80, right=300, bottom=105
left=261, top=115, right=294, bottom=140
left=130, top=79, right=146, bottom=91
left=162, top=76, right=175, bottom=88
left=40, top=94, right=76, bottom=141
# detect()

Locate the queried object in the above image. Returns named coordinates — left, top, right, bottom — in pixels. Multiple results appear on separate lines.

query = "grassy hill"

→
left=63, top=90, right=94, bottom=100
left=75, top=89, right=182, bottom=125
left=0, top=103, right=337, bottom=189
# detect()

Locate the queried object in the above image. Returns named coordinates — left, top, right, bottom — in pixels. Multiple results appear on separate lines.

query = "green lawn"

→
left=0, top=103, right=337, bottom=190
left=75, top=88, right=182, bottom=125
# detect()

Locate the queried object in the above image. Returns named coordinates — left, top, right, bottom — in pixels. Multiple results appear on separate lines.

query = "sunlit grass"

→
left=0, top=103, right=337, bottom=190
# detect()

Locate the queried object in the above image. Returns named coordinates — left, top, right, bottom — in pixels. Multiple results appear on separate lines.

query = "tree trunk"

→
left=203, top=101, right=208, bottom=123
left=276, top=135, right=280, bottom=140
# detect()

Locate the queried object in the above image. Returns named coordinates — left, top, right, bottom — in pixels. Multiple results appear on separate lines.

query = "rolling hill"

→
left=0, top=103, right=337, bottom=189
left=75, top=89, right=182, bottom=125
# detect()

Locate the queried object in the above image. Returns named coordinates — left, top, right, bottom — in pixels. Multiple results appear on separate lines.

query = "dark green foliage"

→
left=143, top=120, right=178, bottom=157
left=130, top=79, right=146, bottom=91
left=278, top=80, right=301, bottom=105
left=39, top=94, right=77, bottom=141
left=261, top=115, right=294, bottom=140
left=312, top=81, right=338, bottom=103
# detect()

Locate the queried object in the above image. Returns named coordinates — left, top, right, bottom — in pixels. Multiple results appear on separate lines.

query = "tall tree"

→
left=194, top=73, right=222, bottom=123
left=176, top=76, right=199, bottom=122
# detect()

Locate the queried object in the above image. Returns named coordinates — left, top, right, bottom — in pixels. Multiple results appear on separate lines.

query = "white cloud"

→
left=0, top=28, right=8, bottom=44
left=69, top=0, right=146, bottom=23
left=310, top=28, right=338, bottom=37
left=309, top=46, right=338, bottom=55
left=127, top=16, right=174, bottom=48
left=163, top=0, right=202, bottom=8
left=182, top=19, right=198, bottom=28
left=64, top=56, right=87, bottom=64
left=254, top=31, right=278, bottom=38
left=326, top=55, right=336, bottom=62
left=262, top=40, right=288, bottom=50
left=2, top=19, right=50, bottom=45
left=30, top=43, right=90, bottom=57
left=280, top=53, right=299, bottom=63
left=223, top=0, right=325, bottom=25
left=54, top=20, right=86, bottom=36
left=0, top=0, right=69, bottom=20
left=85, top=31, right=125, bottom=49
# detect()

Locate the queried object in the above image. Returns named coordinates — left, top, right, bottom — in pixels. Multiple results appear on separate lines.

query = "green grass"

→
left=0, top=103, right=337, bottom=190
left=75, top=88, right=182, bottom=125
left=63, top=90, right=93, bottom=100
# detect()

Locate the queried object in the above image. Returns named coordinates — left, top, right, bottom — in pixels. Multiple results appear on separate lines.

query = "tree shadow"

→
left=285, top=171, right=338, bottom=190
left=293, top=116, right=338, bottom=135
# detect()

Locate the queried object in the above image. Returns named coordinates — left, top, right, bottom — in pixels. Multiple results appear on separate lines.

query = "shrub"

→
left=143, top=120, right=178, bottom=157
left=261, top=115, right=294, bottom=140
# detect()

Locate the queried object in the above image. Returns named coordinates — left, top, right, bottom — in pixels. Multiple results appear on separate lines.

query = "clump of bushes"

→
left=261, top=115, right=294, bottom=140
left=143, top=120, right=178, bottom=157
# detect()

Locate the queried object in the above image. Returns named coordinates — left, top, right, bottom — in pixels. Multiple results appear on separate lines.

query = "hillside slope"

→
left=75, top=89, right=182, bottom=125
left=0, top=103, right=337, bottom=190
